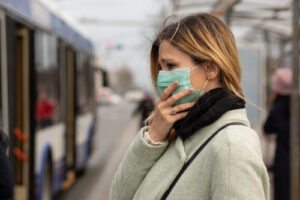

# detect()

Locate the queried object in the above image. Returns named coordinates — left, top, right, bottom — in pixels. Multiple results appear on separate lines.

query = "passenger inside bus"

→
left=35, top=91, right=55, bottom=129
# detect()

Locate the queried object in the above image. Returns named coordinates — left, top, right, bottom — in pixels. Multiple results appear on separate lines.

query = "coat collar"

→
left=174, top=108, right=250, bottom=161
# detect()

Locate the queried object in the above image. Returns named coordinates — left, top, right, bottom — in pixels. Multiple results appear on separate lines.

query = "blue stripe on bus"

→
left=52, top=158, right=65, bottom=194
left=36, top=143, right=51, bottom=200
left=37, top=121, right=94, bottom=199
left=76, top=141, right=88, bottom=171
left=75, top=122, right=94, bottom=171
left=35, top=143, right=65, bottom=200
left=87, top=122, right=94, bottom=157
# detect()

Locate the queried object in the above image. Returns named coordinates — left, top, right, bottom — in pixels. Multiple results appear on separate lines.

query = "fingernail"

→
left=188, top=88, right=194, bottom=92
left=173, top=81, right=178, bottom=85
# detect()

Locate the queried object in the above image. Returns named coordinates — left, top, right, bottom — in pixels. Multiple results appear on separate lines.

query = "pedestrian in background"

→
left=133, top=92, right=155, bottom=128
left=110, top=13, right=269, bottom=200
left=263, top=67, right=292, bottom=200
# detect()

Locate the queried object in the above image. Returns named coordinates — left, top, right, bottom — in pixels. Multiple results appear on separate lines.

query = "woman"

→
left=264, top=67, right=292, bottom=200
left=110, top=13, right=269, bottom=200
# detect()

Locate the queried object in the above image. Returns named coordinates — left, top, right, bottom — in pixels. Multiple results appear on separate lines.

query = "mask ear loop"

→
left=201, top=79, right=209, bottom=90
left=190, top=64, right=200, bottom=72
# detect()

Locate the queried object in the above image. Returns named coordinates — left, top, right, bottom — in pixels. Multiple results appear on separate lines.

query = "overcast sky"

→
left=48, top=0, right=260, bottom=91
left=49, top=0, right=172, bottom=90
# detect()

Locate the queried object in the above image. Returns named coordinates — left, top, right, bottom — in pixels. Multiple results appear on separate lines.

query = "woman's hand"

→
left=148, top=81, right=196, bottom=142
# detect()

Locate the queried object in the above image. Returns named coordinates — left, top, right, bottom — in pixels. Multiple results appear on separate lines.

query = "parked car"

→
left=125, top=90, right=144, bottom=103
left=96, top=87, right=121, bottom=105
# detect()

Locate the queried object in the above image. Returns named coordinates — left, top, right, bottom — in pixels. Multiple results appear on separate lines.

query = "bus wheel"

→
left=42, top=160, right=52, bottom=200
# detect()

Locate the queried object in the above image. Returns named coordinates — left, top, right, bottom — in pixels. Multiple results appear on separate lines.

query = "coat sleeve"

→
left=109, top=127, right=168, bottom=200
left=210, top=127, right=270, bottom=200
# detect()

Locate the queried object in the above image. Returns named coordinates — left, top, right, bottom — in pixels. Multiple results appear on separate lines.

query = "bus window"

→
left=76, top=54, right=94, bottom=114
left=35, top=32, right=61, bottom=130
left=66, top=48, right=76, bottom=171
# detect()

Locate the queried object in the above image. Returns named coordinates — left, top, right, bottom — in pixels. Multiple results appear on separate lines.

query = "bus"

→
left=0, top=0, right=96, bottom=199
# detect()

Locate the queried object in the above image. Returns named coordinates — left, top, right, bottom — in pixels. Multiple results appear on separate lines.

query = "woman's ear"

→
left=204, top=62, right=220, bottom=80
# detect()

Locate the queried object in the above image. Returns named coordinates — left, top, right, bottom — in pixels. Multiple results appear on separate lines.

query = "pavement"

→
left=88, top=114, right=139, bottom=200
left=56, top=101, right=139, bottom=200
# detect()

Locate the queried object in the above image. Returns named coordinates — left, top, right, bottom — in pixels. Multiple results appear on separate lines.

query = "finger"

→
left=160, top=81, right=178, bottom=101
left=170, top=111, right=188, bottom=123
left=172, top=101, right=196, bottom=114
left=166, top=88, right=194, bottom=106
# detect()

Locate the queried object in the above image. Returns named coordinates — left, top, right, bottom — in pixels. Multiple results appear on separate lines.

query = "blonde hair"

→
left=146, top=13, right=244, bottom=127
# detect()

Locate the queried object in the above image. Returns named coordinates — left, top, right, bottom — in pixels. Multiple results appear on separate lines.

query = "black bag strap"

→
left=161, top=122, right=246, bottom=200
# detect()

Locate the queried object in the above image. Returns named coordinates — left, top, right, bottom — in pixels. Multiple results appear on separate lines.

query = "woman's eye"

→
left=167, top=63, right=175, bottom=69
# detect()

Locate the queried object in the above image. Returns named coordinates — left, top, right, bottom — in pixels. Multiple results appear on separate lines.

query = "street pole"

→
left=279, top=38, right=286, bottom=67
left=291, top=0, right=300, bottom=199
left=263, top=30, right=273, bottom=105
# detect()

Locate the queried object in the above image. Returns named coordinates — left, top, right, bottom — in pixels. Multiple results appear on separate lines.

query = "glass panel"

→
left=35, top=32, right=61, bottom=130
left=66, top=48, right=75, bottom=169
left=76, top=54, right=94, bottom=114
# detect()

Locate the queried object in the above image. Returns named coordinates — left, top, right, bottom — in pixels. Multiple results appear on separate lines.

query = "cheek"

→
left=190, top=71, right=206, bottom=90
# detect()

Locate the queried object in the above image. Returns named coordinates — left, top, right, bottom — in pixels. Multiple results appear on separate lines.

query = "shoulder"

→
left=208, top=125, right=270, bottom=199
left=208, top=124, right=269, bottom=186
left=210, top=124, right=263, bottom=161
left=226, top=125, right=262, bottom=155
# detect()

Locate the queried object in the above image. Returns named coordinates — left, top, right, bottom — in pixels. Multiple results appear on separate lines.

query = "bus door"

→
left=62, top=48, right=76, bottom=189
left=13, top=25, right=34, bottom=200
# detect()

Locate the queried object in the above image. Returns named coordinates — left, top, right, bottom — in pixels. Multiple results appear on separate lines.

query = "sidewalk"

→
left=88, top=115, right=140, bottom=200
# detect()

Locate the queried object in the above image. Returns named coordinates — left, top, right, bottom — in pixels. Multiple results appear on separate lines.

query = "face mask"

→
left=156, top=65, right=208, bottom=105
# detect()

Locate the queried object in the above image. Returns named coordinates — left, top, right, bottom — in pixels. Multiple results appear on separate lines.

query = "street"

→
left=56, top=101, right=140, bottom=200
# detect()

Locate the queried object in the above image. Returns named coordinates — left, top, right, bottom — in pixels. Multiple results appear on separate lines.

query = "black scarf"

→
left=174, top=88, right=245, bottom=140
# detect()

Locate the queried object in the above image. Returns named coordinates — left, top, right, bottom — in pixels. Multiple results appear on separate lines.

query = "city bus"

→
left=0, top=0, right=96, bottom=199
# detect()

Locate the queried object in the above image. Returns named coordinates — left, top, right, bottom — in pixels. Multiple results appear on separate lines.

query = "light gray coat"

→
left=109, top=109, right=270, bottom=200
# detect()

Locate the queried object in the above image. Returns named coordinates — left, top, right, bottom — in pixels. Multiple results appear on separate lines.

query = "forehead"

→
left=158, top=40, right=190, bottom=62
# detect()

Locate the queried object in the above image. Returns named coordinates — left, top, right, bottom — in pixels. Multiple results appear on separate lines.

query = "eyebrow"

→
left=158, top=58, right=177, bottom=64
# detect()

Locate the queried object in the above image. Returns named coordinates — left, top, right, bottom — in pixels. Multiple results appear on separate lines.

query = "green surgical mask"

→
left=156, top=66, right=208, bottom=105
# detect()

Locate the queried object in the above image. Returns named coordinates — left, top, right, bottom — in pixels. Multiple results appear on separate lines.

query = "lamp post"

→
left=291, top=0, right=300, bottom=199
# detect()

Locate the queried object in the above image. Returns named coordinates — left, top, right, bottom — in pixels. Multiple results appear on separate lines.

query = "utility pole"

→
left=291, top=0, right=300, bottom=199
